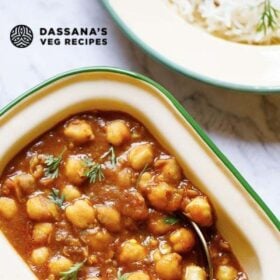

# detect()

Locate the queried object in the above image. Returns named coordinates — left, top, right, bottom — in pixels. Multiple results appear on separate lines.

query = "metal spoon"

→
left=186, top=217, right=214, bottom=280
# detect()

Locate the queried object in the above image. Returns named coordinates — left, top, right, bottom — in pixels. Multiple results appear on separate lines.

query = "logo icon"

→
left=10, top=25, right=33, bottom=48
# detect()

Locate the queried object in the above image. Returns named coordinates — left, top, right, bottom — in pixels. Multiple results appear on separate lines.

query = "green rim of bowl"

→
left=0, top=66, right=279, bottom=230
left=102, top=0, right=280, bottom=94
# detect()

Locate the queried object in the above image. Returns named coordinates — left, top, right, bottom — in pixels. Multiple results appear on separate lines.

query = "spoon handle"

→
left=189, top=220, right=214, bottom=280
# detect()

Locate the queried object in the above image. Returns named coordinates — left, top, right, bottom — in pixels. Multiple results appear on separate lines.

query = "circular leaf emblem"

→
left=10, top=25, right=33, bottom=48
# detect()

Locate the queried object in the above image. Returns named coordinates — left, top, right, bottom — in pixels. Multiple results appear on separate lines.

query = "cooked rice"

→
left=167, top=0, right=280, bottom=44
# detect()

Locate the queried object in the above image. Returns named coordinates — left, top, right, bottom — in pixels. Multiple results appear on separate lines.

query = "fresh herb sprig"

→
left=257, top=0, right=280, bottom=33
left=60, top=261, right=85, bottom=280
left=136, top=164, right=149, bottom=187
left=163, top=216, right=181, bottom=225
left=48, top=188, right=65, bottom=208
left=117, top=270, right=130, bottom=280
left=44, top=148, right=66, bottom=179
left=83, top=157, right=105, bottom=183
left=101, top=146, right=117, bottom=166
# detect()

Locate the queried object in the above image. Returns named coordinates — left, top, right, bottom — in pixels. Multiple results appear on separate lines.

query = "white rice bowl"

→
left=168, top=0, right=280, bottom=44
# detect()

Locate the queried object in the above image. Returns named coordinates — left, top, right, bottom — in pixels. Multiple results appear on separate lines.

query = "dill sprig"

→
left=117, top=270, right=130, bottom=280
left=60, top=261, right=85, bottom=280
left=83, top=157, right=105, bottom=183
left=101, top=146, right=117, bottom=166
left=44, top=147, right=66, bottom=179
left=136, top=163, right=149, bottom=187
left=48, top=188, right=65, bottom=208
left=257, top=0, right=280, bottom=33
left=162, top=216, right=181, bottom=225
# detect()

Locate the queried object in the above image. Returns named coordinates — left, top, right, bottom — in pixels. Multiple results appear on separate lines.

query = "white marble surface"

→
left=0, top=0, right=279, bottom=218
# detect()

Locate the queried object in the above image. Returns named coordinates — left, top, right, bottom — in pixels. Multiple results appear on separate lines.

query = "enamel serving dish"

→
left=102, top=0, right=280, bottom=94
left=0, top=68, right=279, bottom=279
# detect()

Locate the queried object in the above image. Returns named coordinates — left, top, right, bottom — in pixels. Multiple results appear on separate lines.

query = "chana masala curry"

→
left=0, top=111, right=248, bottom=280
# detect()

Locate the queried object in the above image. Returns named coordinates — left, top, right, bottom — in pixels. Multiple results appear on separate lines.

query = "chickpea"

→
left=120, top=191, right=149, bottom=221
left=119, top=239, right=147, bottom=263
left=106, top=120, right=130, bottom=146
left=96, top=205, right=121, bottom=232
left=65, top=199, right=96, bottom=229
left=29, top=155, right=44, bottom=179
left=147, top=182, right=182, bottom=212
left=148, top=215, right=177, bottom=235
left=1, top=178, right=14, bottom=195
left=169, top=228, right=196, bottom=253
left=62, top=184, right=81, bottom=201
left=0, top=197, right=17, bottom=219
left=64, top=119, right=94, bottom=144
left=184, top=197, right=213, bottom=227
left=155, top=158, right=182, bottom=182
left=31, top=247, right=50, bottom=265
left=152, top=249, right=162, bottom=262
left=83, top=227, right=113, bottom=251
left=48, top=255, right=73, bottom=275
left=138, top=172, right=152, bottom=192
left=117, top=168, right=134, bottom=188
left=184, top=265, right=206, bottom=280
left=64, top=157, right=86, bottom=185
left=128, top=144, right=154, bottom=170
left=14, top=173, right=36, bottom=194
left=127, top=271, right=150, bottom=280
left=155, top=253, right=182, bottom=280
left=32, top=223, right=53, bottom=243
left=216, top=265, right=238, bottom=280
left=2, top=173, right=35, bottom=200
left=26, top=195, right=59, bottom=221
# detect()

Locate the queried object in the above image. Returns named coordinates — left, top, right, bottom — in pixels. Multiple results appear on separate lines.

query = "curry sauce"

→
left=0, top=111, right=248, bottom=280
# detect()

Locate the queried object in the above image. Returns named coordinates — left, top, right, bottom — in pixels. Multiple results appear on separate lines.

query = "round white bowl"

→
left=103, top=0, right=280, bottom=93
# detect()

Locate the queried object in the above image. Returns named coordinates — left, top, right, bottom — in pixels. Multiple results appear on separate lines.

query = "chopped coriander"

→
left=101, top=146, right=117, bottom=166
left=163, top=216, right=181, bottom=225
left=48, top=188, right=65, bottom=208
left=83, top=157, right=105, bottom=183
left=60, top=261, right=85, bottom=280
left=257, top=0, right=280, bottom=33
left=44, top=147, right=66, bottom=179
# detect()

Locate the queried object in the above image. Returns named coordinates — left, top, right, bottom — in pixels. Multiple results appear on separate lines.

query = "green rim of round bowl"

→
left=102, top=0, right=280, bottom=94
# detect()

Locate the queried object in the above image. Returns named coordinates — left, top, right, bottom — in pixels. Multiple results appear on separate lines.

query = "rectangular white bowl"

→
left=0, top=68, right=279, bottom=279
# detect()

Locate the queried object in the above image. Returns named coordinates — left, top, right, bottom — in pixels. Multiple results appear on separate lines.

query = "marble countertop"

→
left=1, top=0, right=279, bottom=218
